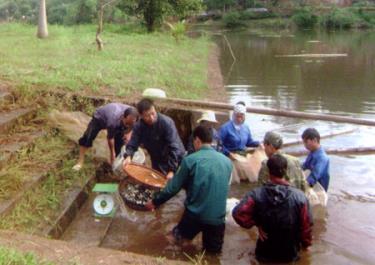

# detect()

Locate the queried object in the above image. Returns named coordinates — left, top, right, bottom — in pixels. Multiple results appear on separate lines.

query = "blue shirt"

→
left=219, top=120, right=259, bottom=156
left=94, top=103, right=130, bottom=138
left=302, top=147, right=330, bottom=191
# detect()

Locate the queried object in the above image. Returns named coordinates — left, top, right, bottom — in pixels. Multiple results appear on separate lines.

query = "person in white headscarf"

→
left=219, top=101, right=263, bottom=183
left=219, top=101, right=259, bottom=157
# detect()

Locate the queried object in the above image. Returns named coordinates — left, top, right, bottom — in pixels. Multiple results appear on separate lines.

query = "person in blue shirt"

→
left=301, top=128, right=330, bottom=191
left=219, top=101, right=259, bottom=159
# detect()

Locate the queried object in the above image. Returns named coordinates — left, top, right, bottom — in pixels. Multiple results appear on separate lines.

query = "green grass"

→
left=0, top=23, right=210, bottom=99
left=0, top=247, right=54, bottom=265
left=0, top=148, right=94, bottom=233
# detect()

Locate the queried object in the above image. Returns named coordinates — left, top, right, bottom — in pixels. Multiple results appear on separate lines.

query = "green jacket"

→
left=257, top=151, right=306, bottom=191
left=153, top=146, right=232, bottom=225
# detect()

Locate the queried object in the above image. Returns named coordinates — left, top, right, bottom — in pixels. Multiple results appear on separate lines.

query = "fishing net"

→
left=230, top=147, right=267, bottom=184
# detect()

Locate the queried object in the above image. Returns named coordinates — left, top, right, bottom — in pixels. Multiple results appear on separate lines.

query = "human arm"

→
left=219, top=125, right=230, bottom=156
left=186, top=134, right=195, bottom=155
left=107, top=138, right=116, bottom=165
left=163, top=119, right=185, bottom=173
left=152, top=159, right=190, bottom=207
left=306, top=155, right=329, bottom=187
left=232, top=192, right=257, bottom=229
left=124, top=124, right=141, bottom=159
left=299, top=201, right=313, bottom=249
left=257, top=160, right=269, bottom=186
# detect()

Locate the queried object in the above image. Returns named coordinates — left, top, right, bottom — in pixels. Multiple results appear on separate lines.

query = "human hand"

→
left=229, top=152, right=236, bottom=160
left=123, top=131, right=132, bottom=144
left=166, top=171, right=174, bottom=180
left=145, top=200, right=155, bottom=211
left=257, top=226, right=268, bottom=241
left=122, top=156, right=132, bottom=168
left=110, top=152, right=116, bottom=165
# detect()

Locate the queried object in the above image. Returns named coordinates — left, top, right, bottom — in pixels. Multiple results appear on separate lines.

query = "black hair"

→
left=124, top=107, right=139, bottom=119
left=137, top=98, right=154, bottom=114
left=236, top=101, right=246, bottom=106
left=193, top=125, right=213, bottom=144
left=302, top=128, right=320, bottom=143
left=267, top=154, right=287, bottom=178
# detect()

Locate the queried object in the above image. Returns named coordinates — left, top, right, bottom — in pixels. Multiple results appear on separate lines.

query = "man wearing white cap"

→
left=186, top=110, right=222, bottom=154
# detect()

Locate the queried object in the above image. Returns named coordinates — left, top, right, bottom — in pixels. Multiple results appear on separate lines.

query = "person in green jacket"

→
left=145, top=125, right=233, bottom=253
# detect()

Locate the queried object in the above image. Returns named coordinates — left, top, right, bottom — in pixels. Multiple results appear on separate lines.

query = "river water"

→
left=102, top=29, right=375, bottom=264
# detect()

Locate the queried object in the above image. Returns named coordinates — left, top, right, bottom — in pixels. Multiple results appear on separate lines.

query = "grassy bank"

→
left=0, top=247, right=55, bottom=265
left=0, top=23, right=210, bottom=99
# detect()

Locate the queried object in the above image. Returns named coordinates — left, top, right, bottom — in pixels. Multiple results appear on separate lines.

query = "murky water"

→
left=101, top=30, right=375, bottom=264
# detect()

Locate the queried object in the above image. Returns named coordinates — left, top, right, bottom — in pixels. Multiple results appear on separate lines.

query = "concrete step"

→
left=0, top=142, right=75, bottom=218
left=42, top=175, right=96, bottom=239
left=0, top=130, right=46, bottom=168
left=0, top=230, right=187, bottom=265
left=0, top=108, right=35, bottom=134
left=61, top=193, right=115, bottom=247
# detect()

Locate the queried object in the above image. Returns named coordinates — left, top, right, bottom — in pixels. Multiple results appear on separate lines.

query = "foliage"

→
left=292, top=7, right=318, bottom=29
left=0, top=247, right=54, bottom=265
left=223, top=11, right=246, bottom=28
left=0, top=23, right=210, bottom=99
left=319, top=8, right=357, bottom=29
left=166, top=20, right=187, bottom=43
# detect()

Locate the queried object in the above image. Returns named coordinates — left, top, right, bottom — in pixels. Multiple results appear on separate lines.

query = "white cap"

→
left=197, top=110, right=218, bottom=123
left=233, top=103, right=246, bottom=114
left=142, top=88, right=167, bottom=98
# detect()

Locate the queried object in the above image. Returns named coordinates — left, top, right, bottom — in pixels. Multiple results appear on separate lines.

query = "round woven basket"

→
left=120, top=164, right=166, bottom=211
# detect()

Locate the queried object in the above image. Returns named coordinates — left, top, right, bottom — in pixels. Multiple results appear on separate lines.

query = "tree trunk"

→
left=37, top=0, right=48, bottom=39
left=96, top=0, right=104, bottom=51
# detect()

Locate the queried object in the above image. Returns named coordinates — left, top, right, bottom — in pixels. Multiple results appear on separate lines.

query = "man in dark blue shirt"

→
left=123, top=99, right=185, bottom=179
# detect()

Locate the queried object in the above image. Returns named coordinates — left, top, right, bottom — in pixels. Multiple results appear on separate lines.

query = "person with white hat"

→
left=219, top=101, right=259, bottom=158
left=186, top=110, right=222, bottom=154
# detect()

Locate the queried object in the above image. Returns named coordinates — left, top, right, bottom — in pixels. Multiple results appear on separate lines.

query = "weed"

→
left=0, top=246, right=55, bottom=265
left=184, top=251, right=208, bottom=265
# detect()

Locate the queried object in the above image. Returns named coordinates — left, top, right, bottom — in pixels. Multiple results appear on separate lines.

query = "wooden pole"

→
left=285, top=147, right=375, bottom=157
left=154, top=97, right=375, bottom=127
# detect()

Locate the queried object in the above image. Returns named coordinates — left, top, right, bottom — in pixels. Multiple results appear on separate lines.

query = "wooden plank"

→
left=154, top=98, right=375, bottom=127
left=286, top=146, right=375, bottom=157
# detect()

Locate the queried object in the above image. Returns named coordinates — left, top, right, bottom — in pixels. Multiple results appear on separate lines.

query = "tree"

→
left=37, top=0, right=48, bottom=38
left=96, top=0, right=117, bottom=50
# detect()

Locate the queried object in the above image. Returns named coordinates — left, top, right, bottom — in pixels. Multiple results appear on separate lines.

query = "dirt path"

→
left=207, top=44, right=227, bottom=102
left=0, top=230, right=189, bottom=265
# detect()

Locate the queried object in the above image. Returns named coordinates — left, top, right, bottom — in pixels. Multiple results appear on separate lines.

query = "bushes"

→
left=292, top=8, right=318, bottom=29
left=319, top=8, right=358, bottom=29
left=223, top=11, right=246, bottom=28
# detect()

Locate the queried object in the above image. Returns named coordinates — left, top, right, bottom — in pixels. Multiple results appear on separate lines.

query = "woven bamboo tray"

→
left=122, top=163, right=167, bottom=189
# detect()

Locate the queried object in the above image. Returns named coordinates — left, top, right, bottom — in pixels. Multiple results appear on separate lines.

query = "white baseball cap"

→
left=197, top=110, right=218, bottom=123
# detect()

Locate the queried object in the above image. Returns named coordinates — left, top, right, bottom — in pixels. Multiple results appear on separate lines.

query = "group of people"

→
left=74, top=99, right=330, bottom=263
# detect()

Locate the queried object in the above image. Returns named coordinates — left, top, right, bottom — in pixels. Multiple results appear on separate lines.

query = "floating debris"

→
left=275, top=53, right=347, bottom=58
